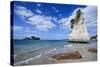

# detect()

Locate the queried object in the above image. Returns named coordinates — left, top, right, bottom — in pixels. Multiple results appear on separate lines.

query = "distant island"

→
left=23, top=36, right=40, bottom=40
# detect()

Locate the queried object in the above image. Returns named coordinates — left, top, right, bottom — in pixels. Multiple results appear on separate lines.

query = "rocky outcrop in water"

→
left=23, top=36, right=40, bottom=40
left=68, top=9, right=90, bottom=42
left=90, top=35, right=97, bottom=40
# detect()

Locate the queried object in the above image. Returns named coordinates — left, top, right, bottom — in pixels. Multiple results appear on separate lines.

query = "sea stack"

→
left=68, top=9, right=90, bottom=42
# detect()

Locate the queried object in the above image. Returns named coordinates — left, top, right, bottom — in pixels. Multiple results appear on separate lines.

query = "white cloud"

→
left=52, top=17, right=58, bottom=22
left=83, top=6, right=97, bottom=26
left=59, top=18, right=69, bottom=26
left=27, top=15, right=56, bottom=31
left=37, top=3, right=41, bottom=7
left=14, top=5, right=56, bottom=31
left=35, top=9, right=42, bottom=14
left=13, top=26, right=34, bottom=33
left=13, top=26, right=24, bottom=31
left=58, top=16, right=73, bottom=29
left=15, top=6, right=34, bottom=18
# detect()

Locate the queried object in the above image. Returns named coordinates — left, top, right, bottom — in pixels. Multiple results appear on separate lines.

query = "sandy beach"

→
left=14, top=42, right=97, bottom=66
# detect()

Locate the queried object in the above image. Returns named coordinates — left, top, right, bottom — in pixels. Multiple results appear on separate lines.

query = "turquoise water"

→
left=13, top=40, right=97, bottom=64
left=14, top=40, right=69, bottom=63
left=14, top=40, right=68, bottom=53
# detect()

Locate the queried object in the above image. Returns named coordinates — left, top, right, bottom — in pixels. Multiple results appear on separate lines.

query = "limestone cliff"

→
left=68, top=9, right=90, bottom=42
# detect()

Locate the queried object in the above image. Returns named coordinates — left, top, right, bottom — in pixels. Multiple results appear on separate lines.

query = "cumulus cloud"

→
left=13, top=26, right=24, bottom=31
left=35, top=9, right=42, bottom=14
left=37, top=3, right=42, bottom=7
left=83, top=6, right=97, bottom=26
left=27, top=15, right=56, bottom=31
left=14, top=6, right=34, bottom=18
left=58, top=17, right=70, bottom=29
left=58, top=15, right=74, bottom=30
left=14, top=5, right=56, bottom=31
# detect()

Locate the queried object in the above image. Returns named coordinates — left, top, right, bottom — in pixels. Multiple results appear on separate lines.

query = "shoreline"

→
left=14, top=43, right=97, bottom=66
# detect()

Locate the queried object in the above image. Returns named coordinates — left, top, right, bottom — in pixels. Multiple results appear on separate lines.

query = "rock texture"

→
left=68, top=9, right=90, bottom=42
left=51, top=51, right=82, bottom=60
left=88, top=48, right=97, bottom=52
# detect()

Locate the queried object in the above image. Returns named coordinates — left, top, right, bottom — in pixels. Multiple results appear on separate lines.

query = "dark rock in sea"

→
left=23, top=38, right=32, bottom=40
left=88, top=48, right=97, bottom=52
left=90, top=35, right=97, bottom=40
left=68, top=40, right=89, bottom=43
left=51, top=51, right=82, bottom=60
left=31, top=36, right=40, bottom=40
left=23, top=36, right=40, bottom=40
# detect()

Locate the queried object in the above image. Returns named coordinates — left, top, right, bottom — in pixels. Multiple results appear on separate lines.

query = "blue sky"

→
left=12, top=1, right=97, bottom=40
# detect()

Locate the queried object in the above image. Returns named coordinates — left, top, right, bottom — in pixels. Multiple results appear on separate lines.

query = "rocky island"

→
left=23, top=36, right=40, bottom=40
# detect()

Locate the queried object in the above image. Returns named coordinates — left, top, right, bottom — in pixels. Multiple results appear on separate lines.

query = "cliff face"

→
left=68, top=9, right=90, bottom=42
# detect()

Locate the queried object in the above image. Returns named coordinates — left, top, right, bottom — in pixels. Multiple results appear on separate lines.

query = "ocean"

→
left=13, top=40, right=97, bottom=65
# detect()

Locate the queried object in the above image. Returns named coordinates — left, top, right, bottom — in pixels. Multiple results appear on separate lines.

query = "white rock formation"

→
left=68, top=9, right=90, bottom=42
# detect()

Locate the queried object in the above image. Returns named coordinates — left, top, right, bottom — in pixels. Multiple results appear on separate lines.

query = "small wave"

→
left=14, top=47, right=57, bottom=66
left=14, top=54, right=42, bottom=66
left=44, top=48, right=56, bottom=54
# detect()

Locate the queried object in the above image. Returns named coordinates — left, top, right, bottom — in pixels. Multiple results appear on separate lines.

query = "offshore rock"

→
left=68, top=9, right=90, bottom=42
